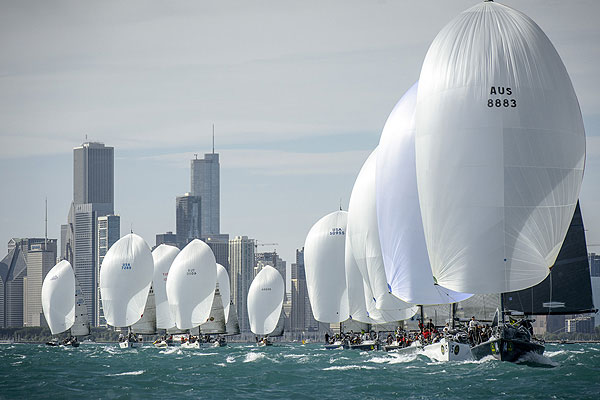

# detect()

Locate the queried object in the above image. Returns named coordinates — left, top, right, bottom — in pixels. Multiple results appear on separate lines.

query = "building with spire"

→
left=190, top=127, right=220, bottom=237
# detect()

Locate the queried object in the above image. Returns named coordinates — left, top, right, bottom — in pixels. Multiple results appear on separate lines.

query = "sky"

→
left=1, top=0, right=599, bottom=267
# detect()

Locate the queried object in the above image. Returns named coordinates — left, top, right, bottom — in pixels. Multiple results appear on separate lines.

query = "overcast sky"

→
left=1, top=0, right=599, bottom=266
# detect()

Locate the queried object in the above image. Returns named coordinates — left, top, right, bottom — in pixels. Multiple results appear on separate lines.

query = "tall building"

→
left=64, top=142, right=115, bottom=327
left=229, top=236, right=254, bottom=333
left=97, top=215, right=120, bottom=327
left=290, top=247, right=318, bottom=333
left=176, top=193, right=201, bottom=249
left=155, top=231, right=178, bottom=249
left=191, top=152, right=220, bottom=236
left=203, top=234, right=230, bottom=273
left=0, top=246, right=27, bottom=328
left=589, top=253, right=600, bottom=277
left=23, top=242, right=57, bottom=327
left=255, top=251, right=286, bottom=289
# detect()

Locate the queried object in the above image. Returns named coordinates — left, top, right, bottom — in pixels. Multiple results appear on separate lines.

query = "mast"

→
left=44, top=197, right=48, bottom=249
left=451, top=303, right=456, bottom=329
left=419, top=305, right=424, bottom=331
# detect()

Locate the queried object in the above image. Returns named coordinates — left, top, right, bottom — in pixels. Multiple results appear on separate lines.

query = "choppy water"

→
left=1, top=342, right=599, bottom=399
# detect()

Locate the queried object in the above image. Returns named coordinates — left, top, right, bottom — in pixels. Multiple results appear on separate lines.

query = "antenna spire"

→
left=212, top=123, right=215, bottom=154
left=45, top=197, right=48, bottom=249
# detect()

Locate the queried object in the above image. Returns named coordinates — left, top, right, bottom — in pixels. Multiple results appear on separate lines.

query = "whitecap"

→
left=107, top=370, right=145, bottom=377
left=516, top=352, right=558, bottom=367
left=215, top=363, right=226, bottom=367
left=160, top=347, right=182, bottom=355
left=226, top=355, right=236, bottom=363
left=192, top=352, right=218, bottom=356
left=323, top=365, right=376, bottom=371
left=243, top=352, right=266, bottom=363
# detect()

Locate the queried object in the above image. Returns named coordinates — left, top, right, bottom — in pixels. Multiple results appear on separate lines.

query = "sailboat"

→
left=247, top=265, right=284, bottom=347
left=42, top=260, right=90, bottom=347
left=150, top=244, right=180, bottom=348
left=415, top=1, right=585, bottom=361
left=375, top=81, right=472, bottom=361
left=166, top=239, right=216, bottom=349
left=99, top=233, right=154, bottom=348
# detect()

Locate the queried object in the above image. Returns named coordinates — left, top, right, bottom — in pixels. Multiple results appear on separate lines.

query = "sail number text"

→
left=121, top=263, right=131, bottom=270
left=487, top=86, right=516, bottom=108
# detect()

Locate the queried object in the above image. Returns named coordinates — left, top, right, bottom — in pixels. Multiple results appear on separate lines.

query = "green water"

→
left=1, top=342, right=598, bottom=399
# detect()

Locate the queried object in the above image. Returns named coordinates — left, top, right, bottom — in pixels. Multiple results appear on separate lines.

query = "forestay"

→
left=416, top=1, right=585, bottom=293
left=376, top=82, right=471, bottom=305
left=166, top=239, right=216, bottom=330
left=304, top=210, right=350, bottom=323
left=99, top=233, right=154, bottom=328
left=41, top=260, right=75, bottom=335
left=247, top=265, right=284, bottom=335
left=151, top=244, right=180, bottom=330
left=347, top=148, right=417, bottom=316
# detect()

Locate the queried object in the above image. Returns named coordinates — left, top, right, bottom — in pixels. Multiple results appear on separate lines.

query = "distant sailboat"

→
left=166, top=239, right=216, bottom=349
left=416, top=1, right=585, bottom=361
left=99, top=233, right=154, bottom=348
left=42, top=260, right=90, bottom=347
left=247, top=265, right=284, bottom=346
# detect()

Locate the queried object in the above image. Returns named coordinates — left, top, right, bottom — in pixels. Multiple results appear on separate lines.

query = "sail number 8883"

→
left=488, top=99, right=516, bottom=108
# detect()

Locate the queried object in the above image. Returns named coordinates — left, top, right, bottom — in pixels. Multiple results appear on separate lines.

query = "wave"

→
left=516, top=352, right=558, bottom=367
left=160, top=347, right=182, bottom=355
left=323, top=365, right=376, bottom=371
left=226, top=355, right=236, bottom=363
left=106, top=370, right=145, bottom=377
left=368, top=354, right=417, bottom=364
left=243, top=352, right=266, bottom=363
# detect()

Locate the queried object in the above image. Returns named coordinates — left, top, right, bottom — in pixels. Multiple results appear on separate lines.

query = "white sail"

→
left=304, top=210, right=350, bottom=323
left=415, top=1, right=585, bottom=294
left=71, top=278, right=90, bottom=336
left=225, top=300, right=240, bottom=336
left=166, top=239, right=216, bottom=330
left=216, top=263, right=230, bottom=323
left=131, top=287, right=156, bottom=334
left=151, top=244, right=180, bottom=330
left=270, top=308, right=285, bottom=337
left=199, top=289, right=226, bottom=335
left=247, top=265, right=284, bottom=335
left=347, top=148, right=418, bottom=318
left=99, top=233, right=154, bottom=328
left=41, top=260, right=75, bottom=335
left=376, top=81, right=472, bottom=305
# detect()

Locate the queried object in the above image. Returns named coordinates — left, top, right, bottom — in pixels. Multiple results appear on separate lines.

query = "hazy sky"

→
left=1, top=0, right=599, bottom=265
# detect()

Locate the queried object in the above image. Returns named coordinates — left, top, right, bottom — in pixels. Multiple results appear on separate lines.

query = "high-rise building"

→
left=589, top=253, right=600, bottom=277
left=23, top=242, right=57, bottom=327
left=0, top=246, right=27, bottom=328
left=64, top=142, right=115, bottom=327
left=202, top=234, right=230, bottom=273
left=290, top=247, right=318, bottom=333
left=255, top=251, right=286, bottom=289
left=229, top=236, right=254, bottom=333
left=176, top=193, right=201, bottom=249
left=191, top=152, right=219, bottom=237
left=155, top=232, right=178, bottom=249
left=97, top=215, right=120, bottom=327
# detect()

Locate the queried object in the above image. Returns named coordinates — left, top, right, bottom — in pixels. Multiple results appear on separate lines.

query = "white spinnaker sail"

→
left=247, top=265, right=284, bottom=335
left=151, top=244, right=180, bottom=330
left=71, top=278, right=90, bottom=336
left=99, top=233, right=154, bottom=328
left=41, top=260, right=75, bottom=335
left=347, top=148, right=417, bottom=316
left=166, top=239, right=216, bottom=330
left=304, top=210, right=350, bottom=323
left=376, top=82, right=472, bottom=305
left=216, top=263, right=230, bottom=323
left=415, top=2, right=585, bottom=293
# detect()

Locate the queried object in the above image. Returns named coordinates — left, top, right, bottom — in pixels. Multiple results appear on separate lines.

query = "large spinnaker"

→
left=376, top=82, right=471, bottom=305
left=166, top=239, right=216, bottom=330
left=247, top=265, right=284, bottom=335
left=415, top=1, right=585, bottom=294
left=347, top=148, right=417, bottom=316
left=99, top=233, right=154, bottom=328
left=216, top=263, right=230, bottom=323
left=304, top=210, right=350, bottom=323
left=41, top=260, right=76, bottom=335
left=152, top=244, right=180, bottom=330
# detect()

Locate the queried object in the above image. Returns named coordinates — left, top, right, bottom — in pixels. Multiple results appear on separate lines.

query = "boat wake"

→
left=368, top=354, right=418, bottom=364
left=516, top=352, right=558, bottom=368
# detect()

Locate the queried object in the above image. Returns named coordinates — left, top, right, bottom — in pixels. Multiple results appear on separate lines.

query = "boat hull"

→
left=181, top=341, right=203, bottom=349
left=153, top=340, right=168, bottom=348
left=471, top=338, right=544, bottom=362
left=347, top=341, right=379, bottom=351
left=119, top=340, right=140, bottom=349
left=422, top=339, right=472, bottom=362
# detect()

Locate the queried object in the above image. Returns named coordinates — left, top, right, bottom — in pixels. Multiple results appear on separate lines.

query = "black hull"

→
left=471, top=338, right=544, bottom=362
left=347, top=343, right=380, bottom=351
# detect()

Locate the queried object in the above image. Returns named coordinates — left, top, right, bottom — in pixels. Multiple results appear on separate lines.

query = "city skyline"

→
left=1, top=1, right=599, bottom=264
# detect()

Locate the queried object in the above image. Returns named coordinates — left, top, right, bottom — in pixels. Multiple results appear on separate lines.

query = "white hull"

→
left=181, top=341, right=203, bottom=349
left=119, top=340, right=140, bottom=349
left=153, top=340, right=168, bottom=348
left=422, top=338, right=472, bottom=362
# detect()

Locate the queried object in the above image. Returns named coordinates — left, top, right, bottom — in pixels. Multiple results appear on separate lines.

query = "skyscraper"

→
left=65, top=142, right=114, bottom=326
left=202, top=234, right=230, bottom=273
left=0, top=246, right=27, bottom=328
left=229, top=236, right=254, bottom=333
left=176, top=193, right=201, bottom=249
left=191, top=152, right=219, bottom=237
left=23, top=241, right=57, bottom=327
left=290, top=247, right=318, bottom=333
left=97, top=214, right=120, bottom=327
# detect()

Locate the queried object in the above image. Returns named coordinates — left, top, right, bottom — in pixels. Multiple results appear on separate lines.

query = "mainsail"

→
left=41, top=260, right=75, bottom=335
left=415, top=1, right=585, bottom=294
left=99, top=233, right=154, bottom=328
left=131, top=287, right=156, bottom=334
left=166, top=239, right=216, bottom=330
left=503, top=202, right=596, bottom=315
left=199, top=289, right=226, bottom=335
left=376, top=81, right=472, bottom=305
left=71, top=279, right=90, bottom=336
left=151, top=244, right=180, bottom=330
left=216, top=263, right=230, bottom=323
left=247, top=265, right=284, bottom=336
left=304, top=210, right=350, bottom=323
left=225, top=300, right=240, bottom=336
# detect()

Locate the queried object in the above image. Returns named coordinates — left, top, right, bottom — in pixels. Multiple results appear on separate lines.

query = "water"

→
left=1, top=342, right=599, bottom=399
